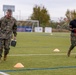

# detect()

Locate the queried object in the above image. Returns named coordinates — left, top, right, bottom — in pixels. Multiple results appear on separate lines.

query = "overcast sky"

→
left=0, top=0, right=76, bottom=21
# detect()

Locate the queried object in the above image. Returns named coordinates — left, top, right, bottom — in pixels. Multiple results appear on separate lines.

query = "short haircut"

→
left=7, top=9, right=12, bottom=13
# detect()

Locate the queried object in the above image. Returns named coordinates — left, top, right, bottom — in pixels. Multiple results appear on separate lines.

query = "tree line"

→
left=18, top=5, right=76, bottom=30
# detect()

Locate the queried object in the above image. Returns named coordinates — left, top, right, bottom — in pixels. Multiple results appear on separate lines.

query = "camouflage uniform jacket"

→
left=0, top=16, right=17, bottom=39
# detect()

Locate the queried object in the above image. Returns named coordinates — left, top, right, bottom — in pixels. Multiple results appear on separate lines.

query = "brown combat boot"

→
left=4, top=55, right=7, bottom=61
left=67, top=51, right=70, bottom=57
left=0, top=56, right=2, bottom=62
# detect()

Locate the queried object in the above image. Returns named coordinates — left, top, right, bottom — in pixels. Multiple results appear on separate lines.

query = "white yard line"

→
left=8, top=53, right=76, bottom=56
left=0, top=72, right=9, bottom=75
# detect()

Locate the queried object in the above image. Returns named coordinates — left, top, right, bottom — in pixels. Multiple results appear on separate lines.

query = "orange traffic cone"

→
left=14, top=63, right=24, bottom=68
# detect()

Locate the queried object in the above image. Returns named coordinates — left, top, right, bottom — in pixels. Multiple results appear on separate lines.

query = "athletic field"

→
left=0, top=32, right=76, bottom=75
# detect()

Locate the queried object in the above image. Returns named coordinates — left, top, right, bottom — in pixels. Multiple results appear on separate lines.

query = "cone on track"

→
left=53, top=48, right=60, bottom=52
left=14, top=63, right=24, bottom=68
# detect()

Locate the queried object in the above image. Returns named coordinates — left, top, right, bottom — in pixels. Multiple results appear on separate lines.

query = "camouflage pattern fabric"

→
left=0, top=16, right=17, bottom=57
left=0, top=16, right=17, bottom=39
left=71, top=33, right=76, bottom=46
left=0, top=39, right=11, bottom=56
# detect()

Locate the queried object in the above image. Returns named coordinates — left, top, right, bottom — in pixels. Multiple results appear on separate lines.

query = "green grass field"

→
left=0, top=32, right=76, bottom=75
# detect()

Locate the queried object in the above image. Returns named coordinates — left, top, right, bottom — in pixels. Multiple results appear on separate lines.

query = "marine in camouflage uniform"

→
left=0, top=9, right=17, bottom=61
left=67, top=19, right=76, bottom=57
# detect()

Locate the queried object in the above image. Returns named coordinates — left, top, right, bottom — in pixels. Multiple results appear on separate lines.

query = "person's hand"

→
left=13, top=36, right=16, bottom=41
left=70, top=28, right=76, bottom=31
left=73, top=28, right=76, bottom=30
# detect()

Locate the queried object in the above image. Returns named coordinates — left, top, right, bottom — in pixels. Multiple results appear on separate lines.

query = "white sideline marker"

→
left=0, top=72, right=9, bottom=75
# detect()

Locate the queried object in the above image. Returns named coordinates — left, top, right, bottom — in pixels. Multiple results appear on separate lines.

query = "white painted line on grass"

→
left=8, top=54, right=65, bottom=56
left=0, top=72, right=9, bottom=75
left=8, top=53, right=76, bottom=56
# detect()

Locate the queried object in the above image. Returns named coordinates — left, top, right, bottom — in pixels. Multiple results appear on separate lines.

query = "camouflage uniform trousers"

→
left=0, top=38, right=11, bottom=58
left=70, top=33, right=76, bottom=47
